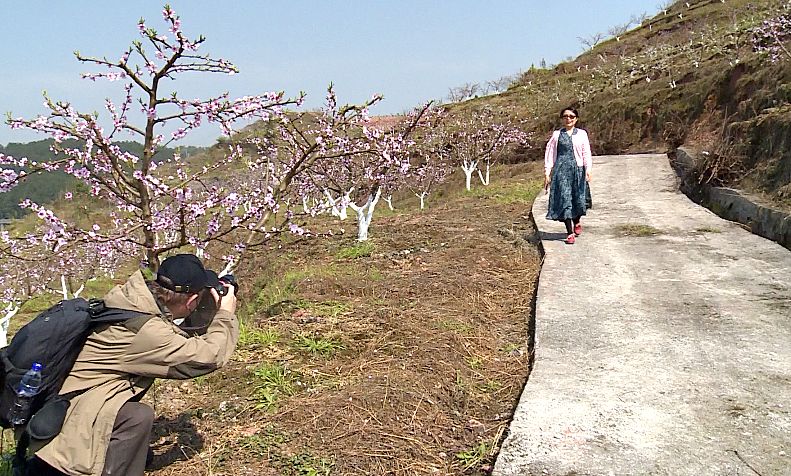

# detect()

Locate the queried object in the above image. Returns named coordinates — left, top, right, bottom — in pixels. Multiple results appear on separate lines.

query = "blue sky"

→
left=1, top=1, right=660, bottom=146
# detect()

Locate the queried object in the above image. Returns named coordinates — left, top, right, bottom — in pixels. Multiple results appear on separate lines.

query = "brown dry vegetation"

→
left=143, top=163, right=544, bottom=475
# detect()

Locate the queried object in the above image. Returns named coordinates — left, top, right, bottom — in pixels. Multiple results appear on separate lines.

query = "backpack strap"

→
left=88, top=298, right=150, bottom=324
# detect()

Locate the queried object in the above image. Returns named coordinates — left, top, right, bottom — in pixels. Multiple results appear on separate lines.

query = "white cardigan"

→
left=544, top=128, right=593, bottom=175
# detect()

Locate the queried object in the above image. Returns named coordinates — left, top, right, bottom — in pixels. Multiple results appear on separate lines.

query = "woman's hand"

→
left=585, top=171, right=592, bottom=183
left=544, top=174, right=550, bottom=191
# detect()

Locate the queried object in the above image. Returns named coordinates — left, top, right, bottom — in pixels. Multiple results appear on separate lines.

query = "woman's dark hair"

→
left=560, top=107, right=579, bottom=118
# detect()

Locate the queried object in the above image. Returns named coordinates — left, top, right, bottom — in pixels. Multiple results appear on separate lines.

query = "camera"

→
left=215, top=274, right=238, bottom=296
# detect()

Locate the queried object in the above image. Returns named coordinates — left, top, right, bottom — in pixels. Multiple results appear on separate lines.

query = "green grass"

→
left=465, top=356, right=483, bottom=370
left=335, top=241, right=375, bottom=259
left=238, top=428, right=334, bottom=475
left=477, top=379, right=502, bottom=393
left=238, top=426, right=289, bottom=457
left=614, top=223, right=663, bottom=237
left=292, top=333, right=345, bottom=357
left=437, top=319, right=473, bottom=334
left=283, top=453, right=334, bottom=476
left=248, top=265, right=341, bottom=316
left=502, top=343, right=521, bottom=354
left=466, top=179, right=543, bottom=205
left=238, top=322, right=280, bottom=348
left=455, top=441, right=490, bottom=470
left=252, top=362, right=299, bottom=410
left=294, top=300, right=351, bottom=319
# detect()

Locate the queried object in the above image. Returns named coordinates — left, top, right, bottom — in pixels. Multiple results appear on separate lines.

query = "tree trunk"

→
left=417, top=192, right=428, bottom=210
left=0, top=305, right=19, bottom=348
left=350, top=187, right=382, bottom=241
left=477, top=163, right=491, bottom=185
left=462, top=160, right=478, bottom=191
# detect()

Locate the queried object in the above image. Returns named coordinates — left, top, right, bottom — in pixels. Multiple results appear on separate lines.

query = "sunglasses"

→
left=562, top=114, right=577, bottom=119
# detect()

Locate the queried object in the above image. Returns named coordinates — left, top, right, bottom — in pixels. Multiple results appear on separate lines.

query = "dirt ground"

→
left=145, top=163, right=544, bottom=475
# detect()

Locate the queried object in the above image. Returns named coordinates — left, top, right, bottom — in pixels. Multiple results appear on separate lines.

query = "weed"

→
left=455, top=441, right=490, bottom=470
left=285, top=453, right=334, bottom=476
left=614, top=223, right=663, bottom=237
left=478, top=379, right=502, bottom=393
left=335, top=241, right=375, bottom=259
left=466, top=356, right=483, bottom=369
left=502, top=343, right=521, bottom=354
left=193, top=374, right=209, bottom=390
left=293, top=333, right=345, bottom=357
left=252, top=362, right=298, bottom=410
left=455, top=370, right=466, bottom=389
left=238, top=426, right=289, bottom=457
left=239, top=322, right=280, bottom=348
left=295, top=300, right=350, bottom=319
left=367, top=267, right=384, bottom=281
left=438, top=319, right=474, bottom=334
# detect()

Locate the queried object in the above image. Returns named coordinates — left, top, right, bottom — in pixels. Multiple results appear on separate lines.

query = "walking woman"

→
left=544, top=107, right=592, bottom=244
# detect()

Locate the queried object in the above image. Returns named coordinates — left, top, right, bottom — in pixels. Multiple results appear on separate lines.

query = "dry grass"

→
left=614, top=223, right=663, bottom=237
left=144, top=165, right=543, bottom=475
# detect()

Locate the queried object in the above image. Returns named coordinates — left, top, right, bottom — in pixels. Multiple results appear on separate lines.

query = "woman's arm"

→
left=581, top=130, right=593, bottom=170
left=544, top=131, right=558, bottom=188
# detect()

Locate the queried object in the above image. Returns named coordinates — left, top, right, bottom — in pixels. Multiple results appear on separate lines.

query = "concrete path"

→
left=494, top=154, right=791, bottom=476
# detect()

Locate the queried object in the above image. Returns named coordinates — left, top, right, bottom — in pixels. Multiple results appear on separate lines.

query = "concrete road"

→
left=494, top=154, right=791, bottom=476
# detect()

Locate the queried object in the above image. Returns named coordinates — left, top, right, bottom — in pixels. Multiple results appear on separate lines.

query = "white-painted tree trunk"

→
left=349, top=187, right=382, bottom=241
left=0, top=304, right=19, bottom=348
left=383, top=195, right=394, bottom=211
left=477, top=163, right=491, bottom=186
left=324, top=189, right=352, bottom=220
left=220, top=260, right=235, bottom=277
left=416, top=192, right=428, bottom=210
left=461, top=160, right=478, bottom=191
left=60, top=276, right=85, bottom=299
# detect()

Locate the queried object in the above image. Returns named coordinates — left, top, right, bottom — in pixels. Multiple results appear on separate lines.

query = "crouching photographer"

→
left=26, top=254, right=239, bottom=476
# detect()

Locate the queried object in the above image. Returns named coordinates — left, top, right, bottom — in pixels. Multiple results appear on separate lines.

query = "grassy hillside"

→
left=457, top=0, right=791, bottom=209
left=0, top=140, right=206, bottom=218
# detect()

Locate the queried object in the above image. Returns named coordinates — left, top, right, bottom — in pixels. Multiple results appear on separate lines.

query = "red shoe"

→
left=574, top=223, right=582, bottom=236
left=565, top=234, right=575, bottom=244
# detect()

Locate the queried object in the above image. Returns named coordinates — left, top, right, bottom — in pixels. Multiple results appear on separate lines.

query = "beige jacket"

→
left=33, top=271, right=239, bottom=475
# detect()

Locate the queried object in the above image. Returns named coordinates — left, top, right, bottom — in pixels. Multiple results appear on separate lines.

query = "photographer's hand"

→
left=211, top=285, right=237, bottom=314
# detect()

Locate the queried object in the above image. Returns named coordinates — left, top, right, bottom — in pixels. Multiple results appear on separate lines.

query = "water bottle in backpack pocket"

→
left=8, top=363, right=43, bottom=426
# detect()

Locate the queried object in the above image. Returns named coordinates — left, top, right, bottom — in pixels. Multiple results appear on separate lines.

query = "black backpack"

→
left=0, top=298, right=144, bottom=472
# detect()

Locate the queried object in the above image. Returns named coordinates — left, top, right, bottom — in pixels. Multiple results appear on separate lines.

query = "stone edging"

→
left=673, top=147, right=791, bottom=250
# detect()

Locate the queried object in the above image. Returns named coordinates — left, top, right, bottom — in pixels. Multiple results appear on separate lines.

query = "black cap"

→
left=156, top=254, right=220, bottom=294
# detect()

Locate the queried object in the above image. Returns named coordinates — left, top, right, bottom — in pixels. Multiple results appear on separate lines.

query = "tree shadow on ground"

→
left=147, top=412, right=204, bottom=471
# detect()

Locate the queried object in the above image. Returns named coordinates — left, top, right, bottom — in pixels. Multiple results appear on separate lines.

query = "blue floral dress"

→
left=546, top=128, right=587, bottom=221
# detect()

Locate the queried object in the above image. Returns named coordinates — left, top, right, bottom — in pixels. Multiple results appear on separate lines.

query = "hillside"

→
left=0, top=140, right=206, bottom=218
left=459, top=0, right=790, bottom=210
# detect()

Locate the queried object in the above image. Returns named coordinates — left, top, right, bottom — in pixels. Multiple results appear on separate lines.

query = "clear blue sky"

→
left=1, top=1, right=660, bottom=147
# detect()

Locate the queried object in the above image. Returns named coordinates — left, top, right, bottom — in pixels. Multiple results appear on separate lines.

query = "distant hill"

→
left=0, top=140, right=206, bottom=218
